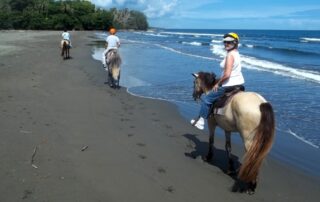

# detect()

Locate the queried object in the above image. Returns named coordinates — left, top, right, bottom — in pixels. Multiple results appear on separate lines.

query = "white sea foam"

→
left=211, top=44, right=226, bottom=58
left=91, top=47, right=104, bottom=62
left=134, top=32, right=169, bottom=37
left=160, top=31, right=223, bottom=38
left=287, top=129, right=319, bottom=149
left=301, top=37, right=320, bottom=42
left=182, top=41, right=202, bottom=46
left=245, top=44, right=254, bottom=48
left=241, top=56, right=320, bottom=83
left=211, top=39, right=222, bottom=44
left=210, top=44, right=320, bottom=83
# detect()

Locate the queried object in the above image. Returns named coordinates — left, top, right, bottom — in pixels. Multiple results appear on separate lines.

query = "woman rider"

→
left=191, top=32, right=245, bottom=129
left=102, top=28, right=120, bottom=69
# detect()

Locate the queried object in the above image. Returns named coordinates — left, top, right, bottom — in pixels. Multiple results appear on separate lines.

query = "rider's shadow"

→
left=183, top=133, right=241, bottom=181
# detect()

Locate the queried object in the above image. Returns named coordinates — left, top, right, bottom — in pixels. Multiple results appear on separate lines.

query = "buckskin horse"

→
left=192, top=71, right=275, bottom=194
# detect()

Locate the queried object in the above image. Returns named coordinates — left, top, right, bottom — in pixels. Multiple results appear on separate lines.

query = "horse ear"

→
left=192, top=73, right=199, bottom=78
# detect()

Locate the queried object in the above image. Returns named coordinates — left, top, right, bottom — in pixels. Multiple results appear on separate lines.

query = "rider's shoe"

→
left=190, top=117, right=205, bottom=130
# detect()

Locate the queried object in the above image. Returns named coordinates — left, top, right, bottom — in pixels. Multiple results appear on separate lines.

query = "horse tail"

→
left=109, top=51, right=121, bottom=68
left=239, top=102, right=275, bottom=183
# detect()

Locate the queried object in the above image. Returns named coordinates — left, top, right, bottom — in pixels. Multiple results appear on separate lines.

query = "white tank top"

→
left=106, top=35, right=120, bottom=52
left=220, top=50, right=245, bottom=87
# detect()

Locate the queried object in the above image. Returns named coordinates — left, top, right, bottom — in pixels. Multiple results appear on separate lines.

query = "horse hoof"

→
left=226, top=169, right=237, bottom=176
left=246, top=189, right=255, bottom=195
left=202, top=154, right=213, bottom=162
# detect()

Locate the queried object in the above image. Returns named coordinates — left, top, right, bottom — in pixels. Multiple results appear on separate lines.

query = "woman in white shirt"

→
left=192, top=32, right=245, bottom=129
left=102, top=28, right=120, bottom=68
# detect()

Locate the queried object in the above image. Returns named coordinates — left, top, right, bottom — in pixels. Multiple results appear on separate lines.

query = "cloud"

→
left=91, top=0, right=178, bottom=18
left=144, top=0, right=178, bottom=18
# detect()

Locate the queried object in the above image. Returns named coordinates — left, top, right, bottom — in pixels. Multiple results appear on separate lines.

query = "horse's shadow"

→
left=183, top=133, right=246, bottom=192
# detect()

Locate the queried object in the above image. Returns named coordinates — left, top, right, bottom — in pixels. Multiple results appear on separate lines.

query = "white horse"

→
left=192, top=72, right=275, bottom=194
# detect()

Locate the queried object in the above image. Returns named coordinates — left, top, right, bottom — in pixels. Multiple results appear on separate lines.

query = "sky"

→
left=91, top=0, right=320, bottom=30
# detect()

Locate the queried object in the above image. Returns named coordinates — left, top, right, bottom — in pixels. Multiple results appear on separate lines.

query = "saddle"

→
left=211, top=85, right=245, bottom=115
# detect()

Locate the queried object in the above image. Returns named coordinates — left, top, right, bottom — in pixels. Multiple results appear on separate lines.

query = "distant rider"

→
left=102, top=28, right=120, bottom=69
left=61, top=29, right=72, bottom=49
left=191, top=32, right=245, bottom=129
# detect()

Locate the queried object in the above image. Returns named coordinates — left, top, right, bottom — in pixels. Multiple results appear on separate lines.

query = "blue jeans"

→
left=199, top=87, right=225, bottom=119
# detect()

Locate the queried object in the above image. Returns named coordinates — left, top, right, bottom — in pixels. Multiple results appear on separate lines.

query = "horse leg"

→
left=61, top=46, right=64, bottom=57
left=108, top=71, right=114, bottom=88
left=67, top=47, right=69, bottom=59
left=203, top=116, right=216, bottom=162
left=116, top=72, right=120, bottom=89
left=225, top=131, right=236, bottom=175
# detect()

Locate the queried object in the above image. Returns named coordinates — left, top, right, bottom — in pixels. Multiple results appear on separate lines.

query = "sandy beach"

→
left=0, top=30, right=319, bottom=201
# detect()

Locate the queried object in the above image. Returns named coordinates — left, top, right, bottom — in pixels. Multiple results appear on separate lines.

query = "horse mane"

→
left=197, top=72, right=217, bottom=90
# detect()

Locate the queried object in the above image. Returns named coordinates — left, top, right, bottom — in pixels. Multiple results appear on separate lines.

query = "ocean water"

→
left=92, top=29, right=320, bottom=176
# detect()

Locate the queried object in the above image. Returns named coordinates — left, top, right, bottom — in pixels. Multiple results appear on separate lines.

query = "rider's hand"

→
left=213, top=84, right=219, bottom=92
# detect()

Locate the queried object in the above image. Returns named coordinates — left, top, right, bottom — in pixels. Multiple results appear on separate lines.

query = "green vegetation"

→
left=0, top=0, right=149, bottom=30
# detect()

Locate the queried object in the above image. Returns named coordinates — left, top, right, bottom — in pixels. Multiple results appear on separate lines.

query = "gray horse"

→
left=105, top=49, right=122, bottom=88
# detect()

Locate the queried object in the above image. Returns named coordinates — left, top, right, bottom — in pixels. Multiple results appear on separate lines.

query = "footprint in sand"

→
left=22, top=190, right=33, bottom=199
left=120, top=118, right=131, bottom=122
left=157, top=167, right=166, bottom=174
left=138, top=154, right=147, bottom=160
left=136, top=143, right=146, bottom=147
left=164, top=186, right=175, bottom=193
left=130, top=126, right=135, bottom=129
left=166, top=133, right=176, bottom=138
left=127, top=133, right=134, bottom=137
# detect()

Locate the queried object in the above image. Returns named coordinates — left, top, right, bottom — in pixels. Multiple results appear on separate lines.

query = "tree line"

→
left=0, top=0, right=149, bottom=30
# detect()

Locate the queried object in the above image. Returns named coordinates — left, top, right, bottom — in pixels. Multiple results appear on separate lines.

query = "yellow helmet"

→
left=223, top=32, right=239, bottom=43
left=109, top=28, right=117, bottom=35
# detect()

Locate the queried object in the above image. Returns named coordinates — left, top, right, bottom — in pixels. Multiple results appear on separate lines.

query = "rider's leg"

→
left=199, top=87, right=225, bottom=118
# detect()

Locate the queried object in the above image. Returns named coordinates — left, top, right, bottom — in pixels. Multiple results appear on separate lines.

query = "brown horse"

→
left=61, top=40, right=70, bottom=60
left=192, top=72, right=275, bottom=194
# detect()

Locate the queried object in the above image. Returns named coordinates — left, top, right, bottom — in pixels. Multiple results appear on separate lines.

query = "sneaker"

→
left=190, top=117, right=205, bottom=130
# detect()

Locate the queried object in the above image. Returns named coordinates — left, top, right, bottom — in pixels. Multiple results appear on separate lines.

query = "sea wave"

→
left=300, top=37, right=320, bottom=42
left=134, top=32, right=169, bottom=37
left=211, top=44, right=320, bottom=83
left=244, top=44, right=320, bottom=55
left=127, top=39, right=320, bottom=84
left=242, top=56, right=320, bottom=83
left=160, top=31, right=223, bottom=38
left=287, top=129, right=319, bottom=149
left=211, top=39, right=222, bottom=44
left=211, top=44, right=226, bottom=58
left=180, top=41, right=210, bottom=46
left=125, top=39, right=218, bottom=61
left=244, top=44, right=254, bottom=48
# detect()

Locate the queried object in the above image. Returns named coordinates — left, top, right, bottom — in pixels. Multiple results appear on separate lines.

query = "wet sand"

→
left=0, top=30, right=319, bottom=201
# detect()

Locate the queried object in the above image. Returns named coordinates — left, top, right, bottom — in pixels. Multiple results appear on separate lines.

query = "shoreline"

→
left=0, top=30, right=319, bottom=201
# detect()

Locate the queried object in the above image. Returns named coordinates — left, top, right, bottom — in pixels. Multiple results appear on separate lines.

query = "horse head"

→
left=192, top=72, right=217, bottom=101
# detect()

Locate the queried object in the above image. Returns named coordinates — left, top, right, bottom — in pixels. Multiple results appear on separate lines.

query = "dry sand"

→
left=0, top=30, right=319, bottom=201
